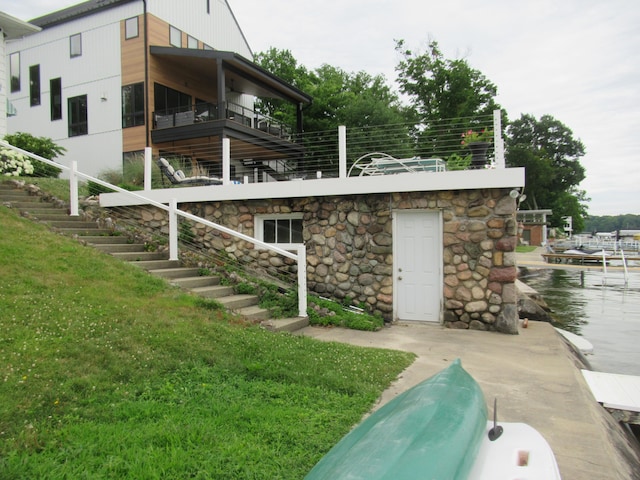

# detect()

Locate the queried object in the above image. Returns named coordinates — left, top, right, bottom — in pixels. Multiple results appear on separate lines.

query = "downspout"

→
left=143, top=0, right=150, bottom=147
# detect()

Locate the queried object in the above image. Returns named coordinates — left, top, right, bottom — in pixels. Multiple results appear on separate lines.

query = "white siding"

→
left=148, top=0, right=252, bottom=58
left=6, top=3, right=143, bottom=176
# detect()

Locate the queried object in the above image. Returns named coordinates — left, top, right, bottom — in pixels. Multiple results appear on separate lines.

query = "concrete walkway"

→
left=298, top=320, right=640, bottom=479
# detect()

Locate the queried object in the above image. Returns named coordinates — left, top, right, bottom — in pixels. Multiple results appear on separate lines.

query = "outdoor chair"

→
left=157, top=158, right=222, bottom=186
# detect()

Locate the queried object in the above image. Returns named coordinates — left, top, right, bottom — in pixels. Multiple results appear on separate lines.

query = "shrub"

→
left=308, top=295, right=384, bottom=331
left=0, top=147, right=34, bottom=176
left=3, top=132, right=65, bottom=178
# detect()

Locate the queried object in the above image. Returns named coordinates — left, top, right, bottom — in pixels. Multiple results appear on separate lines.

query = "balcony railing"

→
left=153, top=101, right=292, bottom=139
left=150, top=111, right=505, bottom=186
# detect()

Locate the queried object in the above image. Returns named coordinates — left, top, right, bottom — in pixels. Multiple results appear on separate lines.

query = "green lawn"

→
left=0, top=207, right=415, bottom=479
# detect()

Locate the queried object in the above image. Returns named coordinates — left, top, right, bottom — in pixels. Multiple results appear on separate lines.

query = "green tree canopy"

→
left=506, top=114, right=588, bottom=231
left=394, top=39, right=504, bottom=160
left=254, top=48, right=414, bottom=173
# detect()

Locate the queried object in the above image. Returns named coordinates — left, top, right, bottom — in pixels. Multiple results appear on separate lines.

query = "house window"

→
left=206, top=0, right=210, bottom=14
left=256, top=215, right=304, bottom=246
left=29, top=65, right=41, bottom=107
left=122, top=83, right=145, bottom=127
left=10, top=53, right=20, bottom=92
left=169, top=26, right=182, bottom=47
left=125, top=17, right=139, bottom=39
left=70, top=33, right=82, bottom=57
left=68, top=95, right=88, bottom=137
left=203, top=43, right=213, bottom=51
left=50, top=78, right=62, bottom=120
left=154, top=83, right=191, bottom=114
left=187, top=35, right=198, bottom=49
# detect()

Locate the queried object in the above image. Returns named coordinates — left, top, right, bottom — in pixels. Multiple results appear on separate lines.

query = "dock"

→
left=541, top=253, right=640, bottom=264
left=582, top=370, right=640, bottom=424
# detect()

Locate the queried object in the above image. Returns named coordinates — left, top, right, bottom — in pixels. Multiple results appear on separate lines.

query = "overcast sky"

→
left=4, top=0, right=640, bottom=216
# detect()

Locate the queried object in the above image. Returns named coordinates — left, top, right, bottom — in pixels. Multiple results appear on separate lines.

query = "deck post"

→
left=297, top=244, right=308, bottom=317
left=144, top=147, right=152, bottom=191
left=69, top=160, right=79, bottom=216
left=339, top=125, right=347, bottom=178
left=169, top=198, right=179, bottom=261
left=493, top=110, right=505, bottom=169
left=222, top=137, right=231, bottom=186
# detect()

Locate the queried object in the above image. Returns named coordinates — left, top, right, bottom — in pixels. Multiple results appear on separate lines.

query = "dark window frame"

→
left=29, top=64, right=41, bottom=107
left=169, top=26, right=182, bottom=47
left=70, top=33, right=82, bottom=58
left=68, top=94, right=88, bottom=137
left=122, top=82, right=145, bottom=128
left=50, top=77, right=62, bottom=121
left=261, top=216, right=304, bottom=245
left=125, top=16, right=139, bottom=39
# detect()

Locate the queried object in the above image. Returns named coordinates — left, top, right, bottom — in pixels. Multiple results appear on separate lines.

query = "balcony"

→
left=153, top=101, right=292, bottom=140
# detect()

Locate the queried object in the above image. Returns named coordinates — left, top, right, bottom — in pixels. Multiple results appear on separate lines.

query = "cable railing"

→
left=0, top=140, right=307, bottom=318
left=150, top=111, right=504, bottom=185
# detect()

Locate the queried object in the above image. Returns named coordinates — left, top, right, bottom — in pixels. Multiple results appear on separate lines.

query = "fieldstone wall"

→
left=101, top=187, right=519, bottom=333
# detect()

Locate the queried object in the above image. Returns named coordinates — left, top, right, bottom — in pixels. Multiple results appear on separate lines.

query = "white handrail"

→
left=0, top=140, right=307, bottom=317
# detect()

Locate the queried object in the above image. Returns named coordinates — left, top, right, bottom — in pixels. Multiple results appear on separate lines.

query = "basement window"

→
left=255, top=214, right=304, bottom=248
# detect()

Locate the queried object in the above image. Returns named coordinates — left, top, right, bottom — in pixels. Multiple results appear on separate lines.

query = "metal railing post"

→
left=169, top=198, right=179, bottom=261
left=339, top=125, right=347, bottom=178
left=70, top=160, right=79, bottom=216
left=493, top=109, right=505, bottom=169
left=297, top=244, right=308, bottom=317
left=144, top=147, right=152, bottom=191
left=222, top=137, right=231, bottom=186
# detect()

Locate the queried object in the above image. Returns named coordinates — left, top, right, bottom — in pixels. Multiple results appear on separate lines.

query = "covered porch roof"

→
left=149, top=46, right=313, bottom=106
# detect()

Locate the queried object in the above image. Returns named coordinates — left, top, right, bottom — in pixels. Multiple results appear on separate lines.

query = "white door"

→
left=393, top=211, right=442, bottom=322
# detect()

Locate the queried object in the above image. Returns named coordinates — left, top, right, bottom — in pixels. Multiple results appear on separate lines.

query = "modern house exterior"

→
left=5, top=0, right=311, bottom=178
left=5, top=1, right=527, bottom=333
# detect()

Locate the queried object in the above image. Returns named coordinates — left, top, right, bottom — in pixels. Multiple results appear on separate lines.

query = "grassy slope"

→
left=0, top=207, right=415, bottom=479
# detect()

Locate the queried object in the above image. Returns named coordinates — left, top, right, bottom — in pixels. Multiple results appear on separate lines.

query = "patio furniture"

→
left=348, top=152, right=446, bottom=176
left=157, top=158, right=222, bottom=186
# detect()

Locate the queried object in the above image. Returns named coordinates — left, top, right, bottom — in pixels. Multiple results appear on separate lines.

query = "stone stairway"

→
left=0, top=181, right=307, bottom=332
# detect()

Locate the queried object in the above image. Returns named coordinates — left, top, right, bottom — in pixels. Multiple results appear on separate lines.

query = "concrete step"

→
left=140, top=261, right=188, bottom=272
left=48, top=220, right=97, bottom=229
left=149, top=266, right=201, bottom=279
left=56, top=228, right=107, bottom=236
left=191, top=285, right=235, bottom=299
left=261, top=317, right=310, bottom=332
left=113, top=251, right=169, bottom=262
left=0, top=193, right=32, bottom=201
left=237, top=305, right=271, bottom=322
left=31, top=213, right=73, bottom=221
left=217, top=294, right=259, bottom=310
left=170, top=276, right=220, bottom=288
left=24, top=208, right=69, bottom=216
left=2, top=201, right=58, bottom=209
left=83, top=235, right=131, bottom=245
left=93, top=243, right=147, bottom=253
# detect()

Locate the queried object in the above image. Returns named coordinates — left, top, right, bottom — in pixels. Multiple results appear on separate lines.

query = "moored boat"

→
left=305, top=359, right=561, bottom=479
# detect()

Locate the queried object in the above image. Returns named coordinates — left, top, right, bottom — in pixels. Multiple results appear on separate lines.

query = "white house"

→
left=5, top=0, right=309, bottom=178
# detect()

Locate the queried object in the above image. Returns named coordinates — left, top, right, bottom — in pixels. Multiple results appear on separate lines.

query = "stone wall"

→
left=101, top=187, right=519, bottom=333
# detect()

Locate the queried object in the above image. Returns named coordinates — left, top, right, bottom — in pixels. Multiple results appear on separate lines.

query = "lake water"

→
left=518, top=267, right=640, bottom=376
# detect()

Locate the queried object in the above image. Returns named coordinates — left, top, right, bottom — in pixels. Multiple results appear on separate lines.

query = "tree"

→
left=394, top=39, right=504, bottom=161
left=3, top=132, right=65, bottom=178
left=254, top=48, right=414, bottom=174
left=506, top=114, right=588, bottom=232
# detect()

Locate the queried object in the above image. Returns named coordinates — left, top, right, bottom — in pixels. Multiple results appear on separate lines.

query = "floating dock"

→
left=581, top=370, right=640, bottom=424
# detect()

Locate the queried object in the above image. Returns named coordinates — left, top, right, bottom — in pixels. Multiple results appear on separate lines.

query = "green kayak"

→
left=305, top=359, right=487, bottom=480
